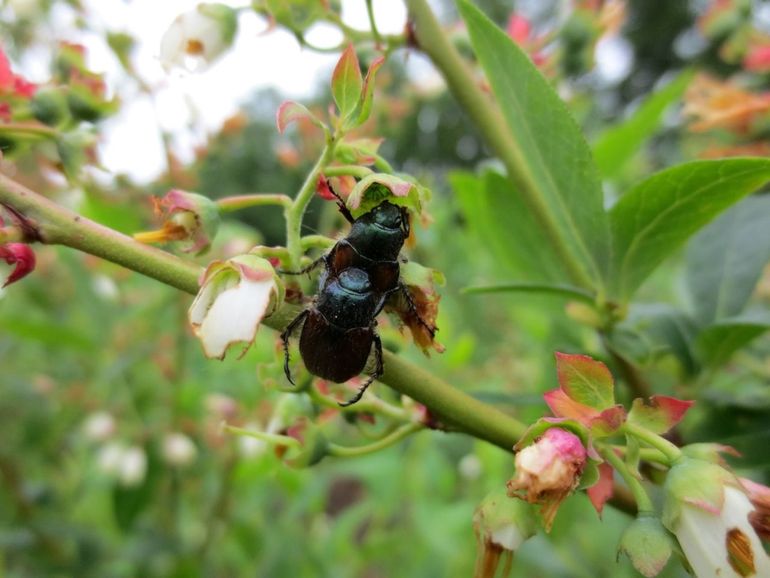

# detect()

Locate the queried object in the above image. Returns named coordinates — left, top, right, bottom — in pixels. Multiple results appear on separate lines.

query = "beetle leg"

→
left=398, top=283, right=437, bottom=338
left=278, top=255, right=326, bottom=276
left=339, top=332, right=384, bottom=407
left=280, top=309, right=309, bottom=386
left=327, top=180, right=356, bottom=224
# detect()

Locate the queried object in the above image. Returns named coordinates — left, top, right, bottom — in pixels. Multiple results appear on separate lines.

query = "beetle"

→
left=280, top=189, right=436, bottom=406
left=281, top=267, right=388, bottom=406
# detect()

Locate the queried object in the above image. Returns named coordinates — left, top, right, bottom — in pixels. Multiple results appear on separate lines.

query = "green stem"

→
left=404, top=0, right=595, bottom=290
left=365, top=0, right=383, bottom=47
left=611, top=445, right=668, bottom=466
left=0, top=172, right=530, bottom=452
left=0, top=122, right=57, bottom=138
left=307, top=383, right=409, bottom=422
left=222, top=423, right=302, bottom=450
left=0, top=173, right=202, bottom=294
left=217, top=193, right=292, bottom=212
left=598, top=444, right=654, bottom=513
left=301, top=235, right=335, bottom=251
left=623, top=422, right=682, bottom=464
left=324, top=165, right=373, bottom=178
left=328, top=422, right=423, bottom=457
left=285, top=137, right=337, bottom=271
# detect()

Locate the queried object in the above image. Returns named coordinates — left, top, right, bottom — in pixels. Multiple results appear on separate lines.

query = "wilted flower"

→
left=507, top=427, right=587, bottom=530
left=740, top=477, right=770, bottom=544
left=160, top=3, right=238, bottom=72
left=663, top=458, right=770, bottom=578
left=162, top=432, right=198, bottom=467
left=683, top=74, right=770, bottom=133
left=188, top=254, right=283, bottom=359
left=388, top=261, right=443, bottom=354
left=81, top=411, right=116, bottom=442
left=134, top=189, right=220, bottom=254
left=473, top=488, right=537, bottom=578
left=0, top=243, right=36, bottom=287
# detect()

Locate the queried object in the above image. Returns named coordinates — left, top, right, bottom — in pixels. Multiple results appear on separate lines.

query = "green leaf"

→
left=609, top=158, right=770, bottom=299
left=555, top=352, right=615, bottom=410
left=331, top=45, right=363, bottom=121
left=458, top=0, right=609, bottom=291
left=593, top=71, right=693, bottom=179
left=463, top=282, right=595, bottom=303
left=696, top=314, right=770, bottom=367
left=686, top=195, right=770, bottom=325
left=346, top=56, right=385, bottom=129
left=451, top=170, right=568, bottom=284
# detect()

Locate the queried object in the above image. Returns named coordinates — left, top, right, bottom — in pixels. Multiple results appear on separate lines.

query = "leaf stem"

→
left=217, top=193, right=292, bottom=212
left=404, top=0, right=595, bottom=290
left=327, top=422, right=423, bottom=457
left=324, top=165, right=373, bottom=178
left=598, top=444, right=654, bottom=513
left=365, top=0, right=383, bottom=47
left=307, top=383, right=409, bottom=422
left=0, top=171, right=530, bottom=452
left=623, top=422, right=682, bottom=464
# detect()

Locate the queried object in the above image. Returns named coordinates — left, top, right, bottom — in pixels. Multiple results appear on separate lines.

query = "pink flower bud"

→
left=0, top=243, right=36, bottom=287
left=507, top=427, right=587, bottom=530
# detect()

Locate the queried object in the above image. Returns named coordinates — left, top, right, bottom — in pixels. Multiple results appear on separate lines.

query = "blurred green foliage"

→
left=2, top=0, right=770, bottom=577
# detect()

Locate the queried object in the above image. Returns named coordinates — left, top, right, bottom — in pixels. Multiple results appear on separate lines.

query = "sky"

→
left=16, top=0, right=413, bottom=182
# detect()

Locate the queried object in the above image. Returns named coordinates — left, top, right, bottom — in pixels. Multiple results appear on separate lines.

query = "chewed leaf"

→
left=332, top=45, right=363, bottom=120
left=347, top=173, right=422, bottom=217
left=628, top=395, right=694, bottom=435
left=276, top=100, right=323, bottom=134
left=555, top=352, right=615, bottom=410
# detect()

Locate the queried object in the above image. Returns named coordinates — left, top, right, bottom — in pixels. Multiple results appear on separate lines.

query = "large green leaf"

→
left=593, top=71, right=692, bottom=179
left=685, top=195, right=770, bottom=325
left=696, top=314, right=770, bottom=367
left=458, top=0, right=609, bottom=291
left=451, top=170, right=567, bottom=283
left=609, top=159, right=770, bottom=299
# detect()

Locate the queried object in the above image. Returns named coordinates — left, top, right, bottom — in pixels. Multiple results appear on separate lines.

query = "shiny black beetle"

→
left=281, top=194, right=435, bottom=406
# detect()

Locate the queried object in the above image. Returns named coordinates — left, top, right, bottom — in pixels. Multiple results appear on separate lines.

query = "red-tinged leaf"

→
left=331, top=45, right=363, bottom=120
left=555, top=352, right=615, bottom=410
left=628, top=395, right=695, bottom=435
left=276, top=100, right=323, bottom=134
left=589, top=405, right=626, bottom=438
left=348, top=55, right=385, bottom=128
left=316, top=174, right=335, bottom=201
left=346, top=173, right=419, bottom=217
left=586, top=461, right=614, bottom=517
left=543, top=388, right=599, bottom=425
left=0, top=243, right=36, bottom=287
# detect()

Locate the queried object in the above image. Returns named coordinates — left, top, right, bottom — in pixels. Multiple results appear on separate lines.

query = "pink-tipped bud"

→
left=0, top=243, right=36, bottom=287
left=507, top=427, right=587, bottom=530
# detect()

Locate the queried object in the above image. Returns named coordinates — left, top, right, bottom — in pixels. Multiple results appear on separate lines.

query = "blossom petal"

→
left=196, top=277, right=272, bottom=359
